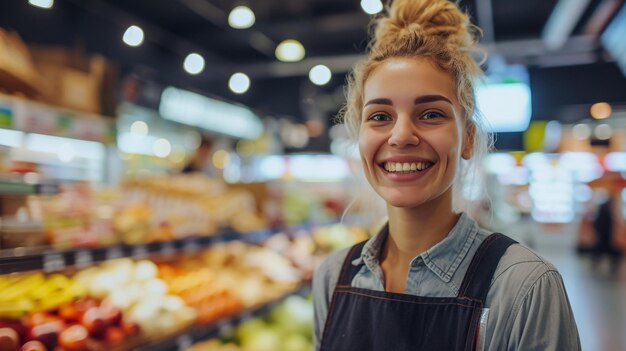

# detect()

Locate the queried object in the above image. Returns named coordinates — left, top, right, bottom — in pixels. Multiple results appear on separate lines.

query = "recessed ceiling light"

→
left=309, top=65, right=332, bottom=85
left=229, top=73, right=251, bottom=94
left=228, top=6, right=255, bottom=29
left=360, top=0, right=383, bottom=15
left=123, top=25, right=144, bottom=47
left=183, top=53, right=205, bottom=75
left=275, top=39, right=305, bottom=62
left=590, top=102, right=612, bottom=119
left=29, top=0, right=53, bottom=9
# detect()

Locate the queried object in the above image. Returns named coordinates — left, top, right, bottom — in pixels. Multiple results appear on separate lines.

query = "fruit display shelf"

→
left=119, top=284, right=312, bottom=351
left=0, top=222, right=326, bottom=275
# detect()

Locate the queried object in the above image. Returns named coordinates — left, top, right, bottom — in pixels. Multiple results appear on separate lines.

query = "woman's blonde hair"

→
left=340, top=0, right=492, bottom=212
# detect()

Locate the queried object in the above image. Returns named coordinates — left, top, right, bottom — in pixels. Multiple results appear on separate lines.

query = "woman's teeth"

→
left=383, top=162, right=432, bottom=173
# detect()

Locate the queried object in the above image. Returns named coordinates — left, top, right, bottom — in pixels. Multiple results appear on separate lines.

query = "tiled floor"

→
left=505, top=219, right=626, bottom=351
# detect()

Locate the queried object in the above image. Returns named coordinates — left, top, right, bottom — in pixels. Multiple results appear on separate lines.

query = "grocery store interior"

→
left=0, top=0, right=625, bottom=350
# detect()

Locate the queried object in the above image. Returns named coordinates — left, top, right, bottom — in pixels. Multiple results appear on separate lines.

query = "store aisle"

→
left=523, top=224, right=626, bottom=351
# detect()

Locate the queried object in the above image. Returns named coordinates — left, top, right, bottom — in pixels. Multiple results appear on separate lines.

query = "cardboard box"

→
left=0, top=29, right=41, bottom=97
left=31, top=47, right=108, bottom=115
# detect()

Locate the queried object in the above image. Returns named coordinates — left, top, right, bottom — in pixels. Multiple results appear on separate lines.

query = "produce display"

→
left=188, top=294, right=314, bottom=351
left=0, top=213, right=367, bottom=351
left=0, top=294, right=140, bottom=351
left=158, top=241, right=302, bottom=323
left=9, top=174, right=267, bottom=250
left=73, top=259, right=197, bottom=336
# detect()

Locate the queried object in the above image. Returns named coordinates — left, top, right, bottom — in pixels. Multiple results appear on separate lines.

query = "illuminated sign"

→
left=159, top=87, right=263, bottom=140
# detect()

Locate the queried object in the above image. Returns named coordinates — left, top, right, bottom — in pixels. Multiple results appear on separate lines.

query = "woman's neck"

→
left=383, top=194, right=460, bottom=266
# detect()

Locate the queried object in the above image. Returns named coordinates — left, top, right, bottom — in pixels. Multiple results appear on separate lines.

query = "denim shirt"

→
left=313, top=213, right=581, bottom=351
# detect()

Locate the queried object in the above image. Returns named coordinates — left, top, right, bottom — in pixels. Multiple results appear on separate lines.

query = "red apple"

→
left=79, top=309, right=105, bottom=339
left=26, top=320, right=65, bottom=351
left=120, top=321, right=139, bottom=336
left=0, top=328, right=20, bottom=351
left=20, top=341, right=46, bottom=351
left=57, top=305, right=79, bottom=324
left=103, top=328, right=123, bottom=345
left=22, top=313, right=54, bottom=329
left=0, top=321, right=25, bottom=343
left=71, top=300, right=98, bottom=321
left=97, top=305, right=121, bottom=327
left=58, top=325, right=88, bottom=351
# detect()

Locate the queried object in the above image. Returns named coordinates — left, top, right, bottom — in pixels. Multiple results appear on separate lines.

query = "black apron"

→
left=320, top=233, right=516, bottom=351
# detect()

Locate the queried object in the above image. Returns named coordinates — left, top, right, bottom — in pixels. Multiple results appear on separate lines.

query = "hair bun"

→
left=372, top=0, right=475, bottom=53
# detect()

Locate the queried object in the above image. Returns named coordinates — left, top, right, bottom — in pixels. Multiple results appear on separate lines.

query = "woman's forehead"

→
left=363, top=57, right=457, bottom=104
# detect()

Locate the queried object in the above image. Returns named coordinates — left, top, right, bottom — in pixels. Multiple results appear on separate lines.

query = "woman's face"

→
left=358, top=57, right=471, bottom=209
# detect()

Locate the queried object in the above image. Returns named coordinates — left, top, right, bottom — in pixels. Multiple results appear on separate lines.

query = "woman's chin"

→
left=380, top=192, right=428, bottom=209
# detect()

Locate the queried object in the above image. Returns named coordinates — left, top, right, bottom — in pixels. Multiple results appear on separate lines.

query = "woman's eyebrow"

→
left=364, top=98, right=392, bottom=106
left=414, top=95, right=452, bottom=105
left=364, top=95, right=452, bottom=107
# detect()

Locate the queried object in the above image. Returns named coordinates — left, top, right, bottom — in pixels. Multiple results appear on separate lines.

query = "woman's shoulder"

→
left=486, top=235, right=564, bottom=307
left=494, top=239, right=559, bottom=282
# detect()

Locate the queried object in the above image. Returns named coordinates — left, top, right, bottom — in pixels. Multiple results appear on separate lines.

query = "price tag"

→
left=161, top=242, right=175, bottom=256
left=132, top=245, right=148, bottom=258
left=176, top=334, right=193, bottom=351
left=106, top=246, right=123, bottom=260
left=183, top=239, right=199, bottom=254
left=43, top=253, right=65, bottom=272
left=74, top=250, right=93, bottom=268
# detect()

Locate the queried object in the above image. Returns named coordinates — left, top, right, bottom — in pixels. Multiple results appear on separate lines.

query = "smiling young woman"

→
left=313, top=0, right=581, bottom=350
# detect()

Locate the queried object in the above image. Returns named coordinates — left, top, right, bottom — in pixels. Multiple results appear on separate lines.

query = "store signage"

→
left=475, top=82, right=532, bottom=133
left=0, top=106, right=13, bottom=128
left=0, top=94, right=116, bottom=144
left=159, top=86, right=263, bottom=140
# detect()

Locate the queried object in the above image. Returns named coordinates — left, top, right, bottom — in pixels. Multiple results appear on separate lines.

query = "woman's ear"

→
left=461, top=122, right=475, bottom=160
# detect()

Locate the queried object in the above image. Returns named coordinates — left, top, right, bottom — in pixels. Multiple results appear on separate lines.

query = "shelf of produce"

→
left=129, top=284, right=311, bottom=351
left=0, top=222, right=329, bottom=275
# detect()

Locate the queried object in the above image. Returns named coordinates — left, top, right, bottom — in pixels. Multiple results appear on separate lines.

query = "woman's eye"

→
left=422, top=111, right=444, bottom=120
left=369, top=113, right=390, bottom=122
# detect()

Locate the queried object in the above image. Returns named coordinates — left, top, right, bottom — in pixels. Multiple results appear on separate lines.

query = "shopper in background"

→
left=182, top=135, right=215, bottom=176
left=592, top=195, right=622, bottom=273
left=313, top=0, right=580, bottom=350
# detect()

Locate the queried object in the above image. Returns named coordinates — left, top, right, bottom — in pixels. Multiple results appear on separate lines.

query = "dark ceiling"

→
left=1, top=0, right=626, bottom=148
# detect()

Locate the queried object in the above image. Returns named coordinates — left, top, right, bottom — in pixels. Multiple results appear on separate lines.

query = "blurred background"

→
left=0, top=0, right=625, bottom=350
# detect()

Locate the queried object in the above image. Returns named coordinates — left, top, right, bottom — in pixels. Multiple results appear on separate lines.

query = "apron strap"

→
left=337, top=240, right=368, bottom=286
left=458, top=233, right=517, bottom=302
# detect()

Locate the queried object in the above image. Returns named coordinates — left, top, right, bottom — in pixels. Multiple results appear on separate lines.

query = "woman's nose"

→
left=388, top=115, right=420, bottom=147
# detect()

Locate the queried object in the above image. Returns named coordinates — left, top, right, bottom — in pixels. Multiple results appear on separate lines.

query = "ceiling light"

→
left=590, top=102, right=612, bottom=119
left=123, top=25, right=144, bottom=47
left=594, top=124, right=612, bottom=140
left=153, top=138, right=172, bottom=158
left=275, top=39, right=305, bottom=62
left=228, top=6, right=255, bottom=29
left=309, top=65, right=332, bottom=86
left=29, top=0, right=53, bottom=9
left=360, top=0, right=383, bottom=15
left=130, top=121, right=149, bottom=136
left=229, top=72, right=250, bottom=94
left=183, top=53, right=205, bottom=75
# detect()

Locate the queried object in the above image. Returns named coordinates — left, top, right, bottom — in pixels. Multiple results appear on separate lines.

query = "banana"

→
left=0, top=273, right=45, bottom=302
